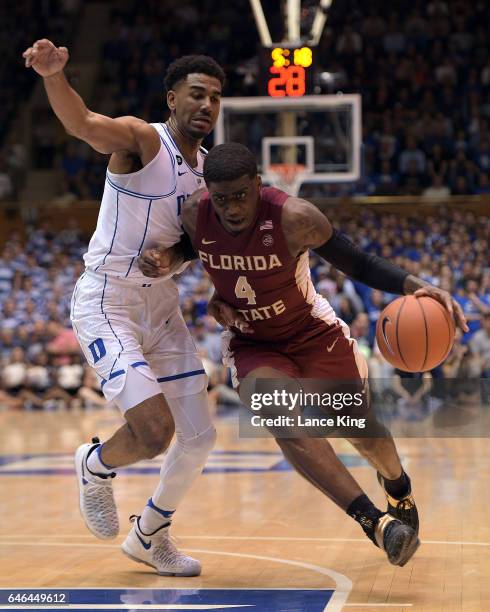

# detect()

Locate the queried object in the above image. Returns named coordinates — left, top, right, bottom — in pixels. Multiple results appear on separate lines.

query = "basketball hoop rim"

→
left=263, top=163, right=310, bottom=196
left=268, top=163, right=307, bottom=177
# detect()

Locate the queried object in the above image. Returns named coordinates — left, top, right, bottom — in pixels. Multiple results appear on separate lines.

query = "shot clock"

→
left=261, top=46, right=315, bottom=97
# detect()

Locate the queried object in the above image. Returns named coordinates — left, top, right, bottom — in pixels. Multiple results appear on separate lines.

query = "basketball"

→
left=376, top=296, right=455, bottom=372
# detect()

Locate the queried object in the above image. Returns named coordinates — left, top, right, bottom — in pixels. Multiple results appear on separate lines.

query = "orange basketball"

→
left=375, top=295, right=455, bottom=372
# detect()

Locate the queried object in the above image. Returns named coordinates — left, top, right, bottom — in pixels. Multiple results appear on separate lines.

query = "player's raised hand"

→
left=208, top=293, right=253, bottom=334
left=23, top=39, right=69, bottom=77
left=139, top=246, right=180, bottom=277
left=414, top=286, right=469, bottom=333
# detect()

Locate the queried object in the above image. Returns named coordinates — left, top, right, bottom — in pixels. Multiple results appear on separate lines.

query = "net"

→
left=267, top=163, right=307, bottom=196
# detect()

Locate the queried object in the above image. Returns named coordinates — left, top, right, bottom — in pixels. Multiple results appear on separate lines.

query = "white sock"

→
left=139, top=498, right=173, bottom=534
left=86, top=443, right=115, bottom=477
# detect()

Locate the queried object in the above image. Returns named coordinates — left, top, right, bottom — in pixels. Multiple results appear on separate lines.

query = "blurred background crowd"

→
left=0, top=207, right=488, bottom=411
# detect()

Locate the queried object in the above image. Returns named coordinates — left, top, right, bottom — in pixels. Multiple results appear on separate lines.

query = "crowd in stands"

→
left=0, top=0, right=80, bottom=201
left=0, top=207, right=488, bottom=412
left=24, top=0, right=490, bottom=202
left=2, top=1, right=490, bottom=201
left=310, top=0, right=490, bottom=196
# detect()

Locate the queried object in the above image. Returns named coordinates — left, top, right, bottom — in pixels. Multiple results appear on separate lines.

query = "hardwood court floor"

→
left=0, top=408, right=489, bottom=612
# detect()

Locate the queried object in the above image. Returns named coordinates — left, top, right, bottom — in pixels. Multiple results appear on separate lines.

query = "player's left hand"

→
left=208, top=295, right=253, bottom=334
left=138, top=246, right=179, bottom=277
left=413, top=286, right=469, bottom=333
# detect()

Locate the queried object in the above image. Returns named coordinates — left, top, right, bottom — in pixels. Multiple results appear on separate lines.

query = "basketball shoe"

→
left=74, top=437, right=119, bottom=539
left=374, top=513, right=420, bottom=567
left=377, top=472, right=419, bottom=534
left=121, top=515, right=201, bottom=576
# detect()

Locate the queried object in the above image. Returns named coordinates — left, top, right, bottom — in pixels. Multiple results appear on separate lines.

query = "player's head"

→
left=165, top=55, right=225, bottom=139
left=203, top=142, right=261, bottom=233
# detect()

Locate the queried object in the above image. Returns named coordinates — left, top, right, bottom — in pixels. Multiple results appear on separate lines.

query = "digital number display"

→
left=265, top=47, right=313, bottom=97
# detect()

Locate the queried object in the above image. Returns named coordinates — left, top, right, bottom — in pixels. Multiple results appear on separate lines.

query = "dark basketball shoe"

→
left=377, top=472, right=419, bottom=535
left=374, top=513, right=420, bottom=567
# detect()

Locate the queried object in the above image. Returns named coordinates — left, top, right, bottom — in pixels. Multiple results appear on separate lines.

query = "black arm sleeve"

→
left=313, top=229, right=409, bottom=295
left=176, top=230, right=198, bottom=262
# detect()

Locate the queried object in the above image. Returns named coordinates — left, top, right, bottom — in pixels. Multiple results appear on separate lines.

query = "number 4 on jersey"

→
left=235, top=276, right=256, bottom=305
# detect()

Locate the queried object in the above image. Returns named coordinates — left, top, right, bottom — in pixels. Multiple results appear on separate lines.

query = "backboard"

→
left=214, top=94, right=362, bottom=196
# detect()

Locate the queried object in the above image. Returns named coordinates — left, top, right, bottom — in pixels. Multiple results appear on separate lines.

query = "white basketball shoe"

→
left=121, top=516, right=201, bottom=576
left=74, top=437, right=119, bottom=539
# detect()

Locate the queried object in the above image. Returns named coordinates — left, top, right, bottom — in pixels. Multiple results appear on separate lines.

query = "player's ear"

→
left=256, top=175, right=262, bottom=190
left=167, top=90, right=176, bottom=112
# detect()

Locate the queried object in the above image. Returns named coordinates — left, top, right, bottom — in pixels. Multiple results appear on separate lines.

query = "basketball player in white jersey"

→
left=23, top=39, right=225, bottom=576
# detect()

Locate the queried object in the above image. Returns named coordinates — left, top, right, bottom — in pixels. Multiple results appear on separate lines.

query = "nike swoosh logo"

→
left=136, top=531, right=151, bottom=550
left=326, top=337, right=339, bottom=352
left=381, top=316, right=395, bottom=355
left=178, top=171, right=187, bottom=176
left=202, top=238, right=216, bottom=245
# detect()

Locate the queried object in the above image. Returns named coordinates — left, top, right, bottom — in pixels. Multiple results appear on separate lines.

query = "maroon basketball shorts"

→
left=222, top=318, right=368, bottom=386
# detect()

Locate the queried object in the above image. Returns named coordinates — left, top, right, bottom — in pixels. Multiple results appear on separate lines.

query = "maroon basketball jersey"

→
left=194, top=186, right=336, bottom=342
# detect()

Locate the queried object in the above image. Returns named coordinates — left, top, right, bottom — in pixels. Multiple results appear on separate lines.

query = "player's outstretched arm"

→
left=283, top=197, right=468, bottom=332
left=23, top=39, right=158, bottom=157
left=315, top=228, right=467, bottom=331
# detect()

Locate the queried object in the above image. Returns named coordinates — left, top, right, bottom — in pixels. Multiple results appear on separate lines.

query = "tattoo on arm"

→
left=283, top=198, right=332, bottom=256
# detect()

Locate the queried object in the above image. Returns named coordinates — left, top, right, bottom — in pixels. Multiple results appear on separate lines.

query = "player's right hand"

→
left=23, top=39, right=69, bottom=77
left=139, top=247, right=178, bottom=277
left=208, top=294, right=253, bottom=334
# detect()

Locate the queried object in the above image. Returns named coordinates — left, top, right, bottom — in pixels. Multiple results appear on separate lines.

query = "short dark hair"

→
left=204, top=143, right=257, bottom=184
left=164, top=55, right=225, bottom=91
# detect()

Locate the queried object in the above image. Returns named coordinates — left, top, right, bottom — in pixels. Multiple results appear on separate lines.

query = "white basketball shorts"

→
left=70, top=270, right=207, bottom=411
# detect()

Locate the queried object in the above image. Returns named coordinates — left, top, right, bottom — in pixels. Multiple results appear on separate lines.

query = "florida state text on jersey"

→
left=195, top=187, right=337, bottom=342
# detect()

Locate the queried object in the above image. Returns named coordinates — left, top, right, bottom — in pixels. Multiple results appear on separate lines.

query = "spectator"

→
left=55, top=354, right=84, bottom=408
left=475, top=172, right=490, bottom=194
left=350, top=313, right=371, bottom=359
left=2, top=347, right=27, bottom=405
left=470, top=312, right=490, bottom=377
left=383, top=14, right=406, bottom=54
left=46, top=321, right=80, bottom=364
left=454, top=280, right=488, bottom=339
left=1, top=299, right=20, bottom=331
left=78, top=367, right=106, bottom=410
left=443, top=331, right=482, bottom=405
left=370, top=160, right=399, bottom=195
left=0, top=157, right=13, bottom=201
left=24, top=353, right=51, bottom=409
left=422, top=174, right=450, bottom=198
left=335, top=25, right=363, bottom=56
left=399, top=136, right=426, bottom=175
left=392, top=370, right=433, bottom=422
left=32, top=110, right=58, bottom=169
left=61, top=142, right=88, bottom=197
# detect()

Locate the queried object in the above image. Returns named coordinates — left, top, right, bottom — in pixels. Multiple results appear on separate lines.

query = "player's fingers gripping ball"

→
left=376, top=295, right=455, bottom=372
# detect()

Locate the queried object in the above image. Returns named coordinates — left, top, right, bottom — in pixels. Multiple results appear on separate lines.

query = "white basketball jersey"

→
left=83, top=123, right=206, bottom=282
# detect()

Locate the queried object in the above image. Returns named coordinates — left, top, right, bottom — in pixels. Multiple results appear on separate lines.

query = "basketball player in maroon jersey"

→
left=140, top=143, right=468, bottom=567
